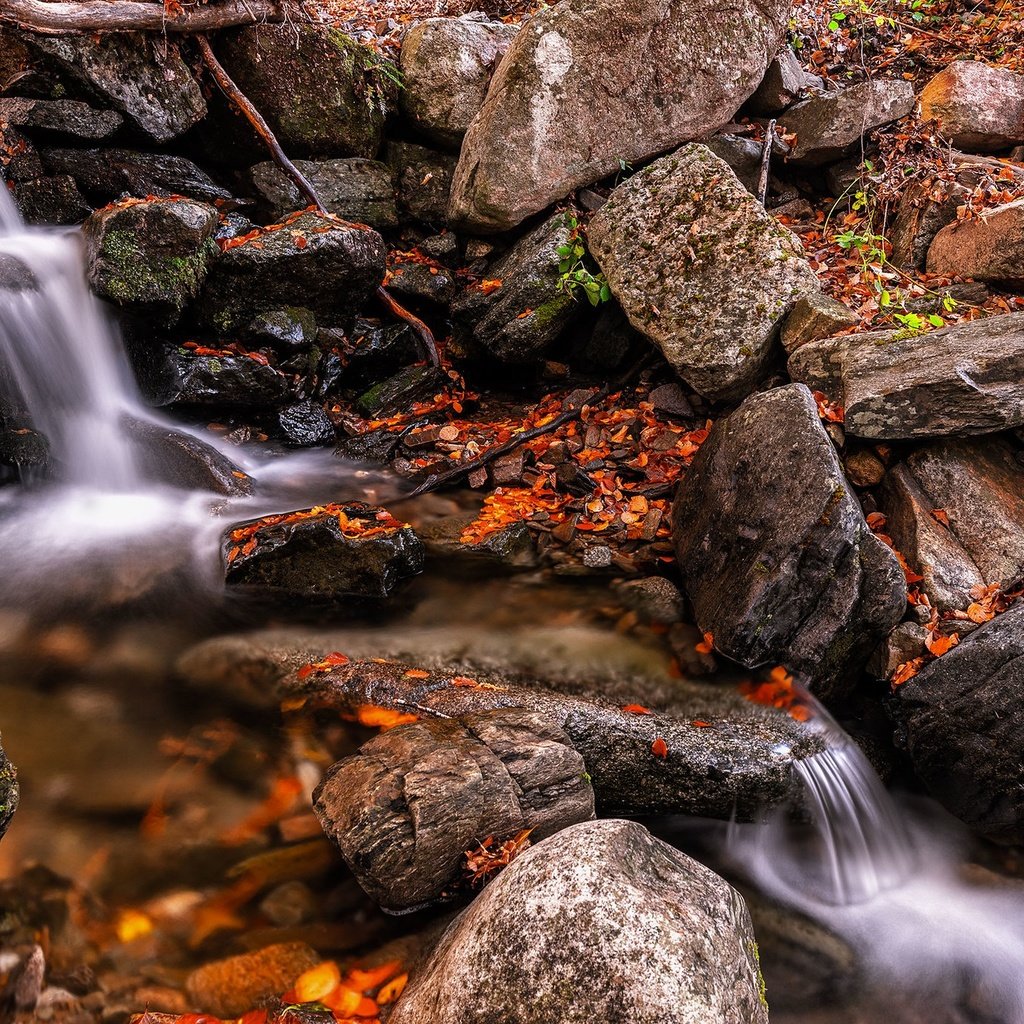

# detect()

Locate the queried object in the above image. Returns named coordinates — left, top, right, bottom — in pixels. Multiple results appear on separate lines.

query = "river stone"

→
left=0, top=97, right=121, bottom=141
left=784, top=79, right=916, bottom=165
left=926, top=198, right=1024, bottom=287
left=881, top=437, right=1024, bottom=611
left=278, top=400, right=336, bottom=447
left=0, top=734, right=17, bottom=842
left=215, top=25, right=396, bottom=159
left=451, top=210, right=578, bottom=363
left=387, top=141, right=457, bottom=226
left=894, top=601, right=1024, bottom=843
left=83, top=198, right=219, bottom=321
left=448, top=0, right=792, bottom=231
left=788, top=312, right=1024, bottom=439
left=672, top=384, right=906, bottom=695
left=919, top=61, right=1024, bottom=152
left=314, top=709, right=595, bottom=911
left=248, top=158, right=398, bottom=229
left=389, top=819, right=768, bottom=1024
left=157, top=348, right=293, bottom=410
left=400, top=17, right=519, bottom=150
left=199, top=212, right=386, bottom=334
left=25, top=33, right=205, bottom=143
left=11, top=175, right=91, bottom=226
left=589, top=145, right=819, bottom=401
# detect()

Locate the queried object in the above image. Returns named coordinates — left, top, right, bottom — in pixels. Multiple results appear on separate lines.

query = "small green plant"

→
left=556, top=214, right=612, bottom=307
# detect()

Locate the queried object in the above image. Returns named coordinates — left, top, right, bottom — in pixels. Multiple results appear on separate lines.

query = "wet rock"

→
left=386, top=258, right=458, bottom=306
left=10, top=175, right=91, bottom=226
left=926, top=198, right=1024, bottom=287
left=185, top=943, right=320, bottom=1018
left=0, top=426, right=51, bottom=483
left=0, top=97, right=121, bottom=140
left=672, top=384, right=906, bottom=696
left=748, top=47, right=810, bottom=114
left=589, top=144, right=818, bottom=401
left=338, top=319, right=420, bottom=390
left=0, top=733, right=17, bottom=841
left=25, top=33, right=205, bottom=142
left=248, top=158, right=398, bottom=229
left=880, top=437, right=1024, bottom=611
left=399, top=17, right=518, bottom=149
left=919, top=61, right=1024, bottom=152
left=83, top=197, right=219, bottom=320
left=784, top=80, right=916, bottom=165
left=0, top=124, right=43, bottom=183
left=788, top=312, right=1024, bottom=439
left=224, top=502, right=424, bottom=602
left=895, top=601, right=1024, bottom=843
left=42, top=147, right=232, bottom=206
left=157, top=348, right=292, bottom=409
left=278, top=400, right=336, bottom=447
left=246, top=307, right=318, bottom=353
left=869, top=620, right=928, bottom=679
left=314, top=709, right=594, bottom=911
left=335, top=428, right=403, bottom=464
left=389, top=819, right=768, bottom=1024
left=451, top=210, right=578, bottom=363
left=215, top=25, right=396, bottom=158
left=614, top=576, right=685, bottom=625
left=704, top=133, right=764, bottom=194
left=387, top=140, right=457, bottom=226
left=199, top=211, right=386, bottom=334
left=781, top=292, right=858, bottom=354
left=356, top=365, right=447, bottom=418
left=417, top=513, right=538, bottom=571
left=449, top=0, right=792, bottom=231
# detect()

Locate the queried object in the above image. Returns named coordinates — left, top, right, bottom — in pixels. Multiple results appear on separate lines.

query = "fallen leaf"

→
left=651, top=737, right=669, bottom=758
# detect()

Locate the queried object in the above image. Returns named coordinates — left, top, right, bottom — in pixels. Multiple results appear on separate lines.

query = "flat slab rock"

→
left=788, top=312, right=1024, bottom=439
left=389, top=819, right=768, bottom=1024
left=672, top=384, right=906, bottom=696
left=0, top=97, right=122, bottom=140
left=449, top=0, right=791, bottom=231
left=894, top=601, right=1024, bottom=843
left=589, top=144, right=818, bottom=401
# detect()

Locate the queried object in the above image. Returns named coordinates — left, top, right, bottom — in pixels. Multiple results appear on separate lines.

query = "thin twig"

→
left=758, top=118, right=776, bottom=207
left=375, top=285, right=440, bottom=368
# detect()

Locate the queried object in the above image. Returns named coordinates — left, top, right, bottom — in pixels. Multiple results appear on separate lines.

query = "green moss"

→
left=748, top=939, right=768, bottom=1010
left=531, top=294, right=573, bottom=327
left=99, top=229, right=211, bottom=314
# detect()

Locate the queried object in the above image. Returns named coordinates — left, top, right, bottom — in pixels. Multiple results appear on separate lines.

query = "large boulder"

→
left=672, top=384, right=906, bottom=695
left=389, top=819, right=768, bottom=1024
left=0, top=734, right=16, bottom=842
left=589, top=145, right=819, bottom=400
left=919, top=61, right=1024, bottom=152
left=400, top=16, right=519, bottom=149
left=0, top=97, right=122, bottom=141
left=153, top=347, right=293, bottom=410
left=788, top=313, right=1024, bottom=439
left=214, top=25, right=396, bottom=158
left=25, top=32, right=206, bottom=143
left=448, top=0, right=792, bottom=231
left=83, top=198, right=219, bottom=321
left=926, top=198, right=1024, bottom=286
left=894, top=601, right=1024, bottom=843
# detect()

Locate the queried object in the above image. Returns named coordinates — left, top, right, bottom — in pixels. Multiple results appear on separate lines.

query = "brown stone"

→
left=926, top=198, right=1024, bottom=287
left=781, top=292, right=858, bottom=353
left=919, top=61, right=1024, bottom=153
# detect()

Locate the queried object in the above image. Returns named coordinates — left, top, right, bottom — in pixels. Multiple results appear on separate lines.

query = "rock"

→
left=314, top=709, right=595, bottom=911
left=25, top=33, right=205, bottom=143
left=894, top=601, right=1024, bottom=843
left=926, top=198, right=1024, bottom=287
left=788, top=312, right=1024, bottom=439
left=11, top=175, right=91, bottom=226
left=83, top=198, right=219, bottom=320
left=185, top=943, right=320, bottom=1018
left=246, top=308, right=318, bottom=353
left=451, top=210, right=578, bottom=364
left=0, top=427, right=51, bottom=483
left=843, top=448, right=886, bottom=487
left=417, top=514, right=538, bottom=571
left=337, top=319, right=420, bottom=390
left=0, top=97, right=121, bottom=141
left=356, top=365, right=447, bottom=418
left=449, top=0, right=792, bottom=231
left=156, top=348, right=293, bottom=410
left=614, top=576, right=685, bottom=624
left=783, top=80, right=916, bottom=165
left=705, top=133, right=766, bottom=195
left=278, top=401, right=336, bottom=447
left=387, top=141, right=457, bottom=226
left=215, top=25, right=396, bottom=158
left=224, top=502, right=424, bottom=602
left=880, top=437, right=1024, bottom=611
left=199, top=211, right=386, bottom=334
left=0, top=734, right=17, bottom=841
left=919, top=61, right=1024, bottom=152
left=42, top=147, right=232, bottom=206
left=388, top=819, right=768, bottom=1024
left=589, top=144, right=818, bottom=401
left=869, top=620, right=927, bottom=679
left=248, top=158, right=398, bottom=229
left=672, top=384, right=906, bottom=696
left=781, top=292, right=858, bottom=354
left=386, top=257, right=458, bottom=307
left=399, top=17, right=519, bottom=149
left=0, top=125, right=43, bottom=184
left=748, top=47, right=809, bottom=114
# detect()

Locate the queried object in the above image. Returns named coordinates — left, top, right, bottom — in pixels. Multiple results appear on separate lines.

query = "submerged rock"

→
left=0, top=97, right=122, bottom=141
left=389, top=819, right=768, bottom=1024
left=672, top=384, right=906, bottom=696
left=224, top=503, right=424, bottom=602
left=449, top=0, right=791, bottom=231
left=918, top=61, right=1024, bottom=152
left=0, top=734, right=17, bottom=842
left=788, top=312, right=1024, bottom=439
left=589, top=145, right=818, bottom=401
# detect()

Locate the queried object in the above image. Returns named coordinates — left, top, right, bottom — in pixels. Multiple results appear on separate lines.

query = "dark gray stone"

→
left=158, top=348, right=293, bottom=409
left=0, top=97, right=122, bottom=140
left=747, top=47, right=809, bottom=114
left=0, top=735, right=19, bottom=842
left=12, top=175, right=91, bottom=226
left=387, top=140, right=457, bottom=226
left=278, top=400, right=336, bottom=447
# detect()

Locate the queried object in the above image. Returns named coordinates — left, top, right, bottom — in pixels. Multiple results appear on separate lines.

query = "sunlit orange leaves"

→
left=651, top=737, right=669, bottom=758
left=740, top=666, right=814, bottom=723
left=695, top=631, right=714, bottom=655
left=622, top=703, right=652, bottom=715
left=891, top=657, right=925, bottom=686
left=354, top=705, right=418, bottom=730
left=297, top=651, right=351, bottom=680
left=279, top=957, right=405, bottom=1024
left=812, top=390, right=845, bottom=423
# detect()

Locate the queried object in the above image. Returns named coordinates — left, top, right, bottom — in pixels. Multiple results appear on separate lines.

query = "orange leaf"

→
left=925, top=630, right=959, bottom=657
left=355, top=705, right=418, bottom=730
left=930, top=509, right=950, bottom=527
left=891, top=657, right=924, bottom=687
left=377, top=972, right=408, bottom=1005
left=695, top=631, right=714, bottom=655
left=691, top=719, right=712, bottom=727
left=294, top=961, right=341, bottom=1004
left=622, top=703, right=652, bottom=715
left=651, top=737, right=669, bottom=758
left=403, top=668, right=430, bottom=679
left=346, top=960, right=402, bottom=993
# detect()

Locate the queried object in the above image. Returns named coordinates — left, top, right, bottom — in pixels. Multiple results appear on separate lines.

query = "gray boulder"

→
left=748, top=47, right=810, bottom=114
left=11, top=175, right=91, bottom=226
left=919, top=60, right=1024, bottom=152
left=672, top=384, right=906, bottom=696
left=399, top=16, right=518, bottom=149
left=449, top=0, right=792, bottom=231
left=248, top=157, right=398, bottom=228
left=389, top=819, right=768, bottom=1024
left=0, top=97, right=122, bottom=141
left=589, top=144, right=818, bottom=401
left=781, top=292, right=858, bottom=354
left=895, top=601, right=1024, bottom=843
left=788, top=312, right=1024, bottom=439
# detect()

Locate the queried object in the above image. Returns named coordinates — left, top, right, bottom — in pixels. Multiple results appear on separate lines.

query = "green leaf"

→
left=928, top=314, right=945, bottom=327
left=599, top=283, right=612, bottom=302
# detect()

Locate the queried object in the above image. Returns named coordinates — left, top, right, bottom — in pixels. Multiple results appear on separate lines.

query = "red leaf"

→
left=651, top=737, right=669, bottom=758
